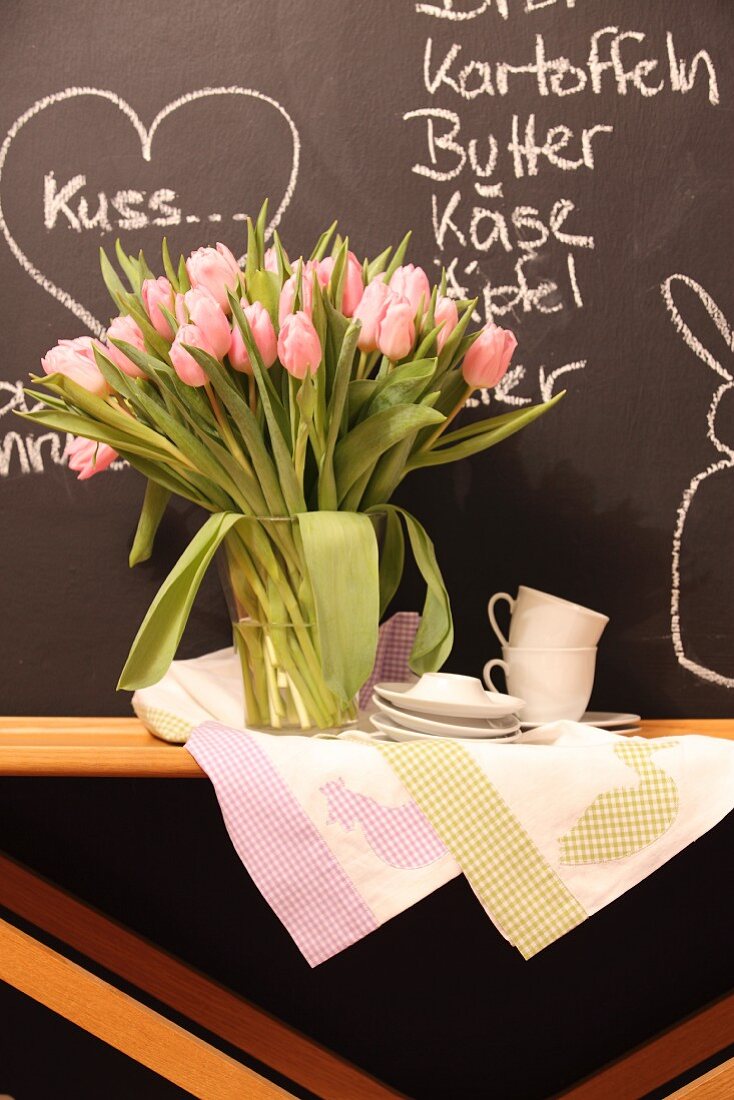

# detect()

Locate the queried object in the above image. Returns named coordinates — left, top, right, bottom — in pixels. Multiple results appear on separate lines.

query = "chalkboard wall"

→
left=2, top=0, right=733, bottom=718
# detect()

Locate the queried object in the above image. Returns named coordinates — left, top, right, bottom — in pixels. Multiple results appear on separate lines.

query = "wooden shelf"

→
left=0, top=717, right=204, bottom=777
left=0, top=717, right=732, bottom=778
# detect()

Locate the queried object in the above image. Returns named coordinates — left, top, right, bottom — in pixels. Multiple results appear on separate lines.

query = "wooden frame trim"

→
left=2, top=717, right=732, bottom=1097
left=0, top=718, right=203, bottom=777
left=0, top=917, right=291, bottom=1100
left=556, top=991, right=734, bottom=1099
left=0, top=854, right=404, bottom=1100
left=1, top=717, right=733, bottom=779
left=666, top=1056, right=734, bottom=1098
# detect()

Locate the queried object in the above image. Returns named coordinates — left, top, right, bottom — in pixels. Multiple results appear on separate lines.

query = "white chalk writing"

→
left=0, top=87, right=301, bottom=336
left=407, top=8, right=721, bottom=410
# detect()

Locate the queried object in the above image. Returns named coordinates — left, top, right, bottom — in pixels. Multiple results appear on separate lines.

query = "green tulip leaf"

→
left=129, top=479, right=171, bottom=567
left=318, top=319, right=361, bottom=510
left=297, top=510, right=379, bottom=703
left=161, top=237, right=180, bottom=292
left=310, top=220, right=338, bottom=262
left=119, top=511, right=245, bottom=690
left=375, top=506, right=405, bottom=617
left=334, top=403, right=444, bottom=505
left=409, top=393, right=565, bottom=469
left=370, top=505, right=453, bottom=673
left=365, top=358, right=437, bottom=417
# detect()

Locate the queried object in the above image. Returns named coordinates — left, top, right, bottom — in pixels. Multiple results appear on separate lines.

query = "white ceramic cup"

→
left=487, top=586, right=608, bottom=649
left=483, top=646, right=597, bottom=724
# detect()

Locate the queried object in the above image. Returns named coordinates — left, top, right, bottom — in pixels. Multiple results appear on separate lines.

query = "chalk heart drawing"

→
left=0, top=86, right=301, bottom=338
left=662, top=273, right=734, bottom=688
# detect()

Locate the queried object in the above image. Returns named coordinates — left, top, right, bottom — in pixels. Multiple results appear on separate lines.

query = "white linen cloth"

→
left=132, top=649, right=734, bottom=966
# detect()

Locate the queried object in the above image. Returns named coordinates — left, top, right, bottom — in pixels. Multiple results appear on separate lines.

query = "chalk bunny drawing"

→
left=661, top=274, right=734, bottom=687
left=320, top=777, right=445, bottom=869
left=559, top=741, right=679, bottom=864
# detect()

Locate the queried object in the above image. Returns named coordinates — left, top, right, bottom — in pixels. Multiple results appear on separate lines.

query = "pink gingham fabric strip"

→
left=358, top=611, right=420, bottom=708
left=186, top=721, right=378, bottom=965
left=319, top=776, right=446, bottom=869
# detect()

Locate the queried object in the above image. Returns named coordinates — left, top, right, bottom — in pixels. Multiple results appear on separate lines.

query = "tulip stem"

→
left=204, top=382, right=249, bottom=469
left=247, top=375, right=258, bottom=415
left=419, top=383, right=474, bottom=453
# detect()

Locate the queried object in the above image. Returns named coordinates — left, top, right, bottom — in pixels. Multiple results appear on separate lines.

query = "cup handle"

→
left=487, top=592, right=514, bottom=647
left=483, top=659, right=509, bottom=693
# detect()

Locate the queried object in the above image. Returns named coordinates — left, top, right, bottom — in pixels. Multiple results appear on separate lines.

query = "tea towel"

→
left=135, top=666, right=734, bottom=965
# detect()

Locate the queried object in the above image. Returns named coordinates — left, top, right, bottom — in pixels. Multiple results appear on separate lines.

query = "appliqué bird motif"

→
left=559, top=741, right=679, bottom=864
left=321, top=777, right=446, bottom=869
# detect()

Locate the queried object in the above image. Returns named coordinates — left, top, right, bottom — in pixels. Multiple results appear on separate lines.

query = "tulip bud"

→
left=318, top=251, right=364, bottom=317
left=182, top=288, right=231, bottom=360
left=434, top=295, right=459, bottom=353
left=141, top=277, right=175, bottom=339
left=229, top=300, right=277, bottom=374
left=170, top=324, right=214, bottom=387
left=377, top=295, right=415, bottom=361
left=185, top=243, right=240, bottom=312
left=277, top=311, right=322, bottom=379
left=352, top=279, right=391, bottom=352
left=66, top=435, right=119, bottom=480
left=278, top=261, right=322, bottom=325
left=389, top=264, right=430, bottom=317
left=41, top=337, right=110, bottom=397
left=105, top=315, right=147, bottom=378
left=264, top=246, right=286, bottom=273
left=461, top=323, right=517, bottom=390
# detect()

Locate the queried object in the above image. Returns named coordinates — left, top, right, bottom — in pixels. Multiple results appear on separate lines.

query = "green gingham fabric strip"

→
left=134, top=704, right=194, bottom=744
left=559, top=741, right=679, bottom=864
left=378, top=740, right=587, bottom=959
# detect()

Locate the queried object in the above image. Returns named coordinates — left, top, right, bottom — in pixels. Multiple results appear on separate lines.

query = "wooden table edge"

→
left=0, top=717, right=732, bottom=777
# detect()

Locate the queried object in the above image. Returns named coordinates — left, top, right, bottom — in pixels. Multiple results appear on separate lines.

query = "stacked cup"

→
left=483, top=586, right=609, bottom=724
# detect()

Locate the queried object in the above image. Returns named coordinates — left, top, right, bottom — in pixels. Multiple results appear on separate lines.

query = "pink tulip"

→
left=67, top=435, right=118, bottom=480
left=352, top=279, right=391, bottom=352
left=185, top=243, right=240, bottom=312
left=317, top=251, right=364, bottom=317
left=377, top=296, right=416, bottom=361
left=461, top=323, right=517, bottom=389
left=434, top=295, right=459, bottom=353
left=389, top=264, right=431, bottom=317
left=264, top=246, right=287, bottom=273
left=141, top=276, right=175, bottom=339
left=309, top=258, right=331, bottom=289
left=278, top=265, right=317, bottom=324
left=105, top=315, right=147, bottom=378
left=170, top=324, right=214, bottom=387
left=180, top=288, right=231, bottom=360
left=41, top=337, right=109, bottom=397
left=277, top=311, right=322, bottom=379
left=229, top=300, right=277, bottom=373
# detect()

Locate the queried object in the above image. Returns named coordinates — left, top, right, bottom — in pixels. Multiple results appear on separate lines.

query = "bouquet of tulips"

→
left=21, top=201, right=561, bottom=730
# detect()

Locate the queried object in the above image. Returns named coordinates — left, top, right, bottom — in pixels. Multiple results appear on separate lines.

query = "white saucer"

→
left=520, top=711, right=642, bottom=731
left=374, top=681, right=524, bottom=720
left=370, top=714, right=522, bottom=744
left=372, top=695, right=520, bottom=738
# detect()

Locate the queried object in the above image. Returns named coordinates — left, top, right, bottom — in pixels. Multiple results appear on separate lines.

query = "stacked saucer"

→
left=370, top=672, right=525, bottom=744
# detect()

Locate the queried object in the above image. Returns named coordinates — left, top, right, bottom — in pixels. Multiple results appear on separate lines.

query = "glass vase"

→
left=217, top=516, right=360, bottom=732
